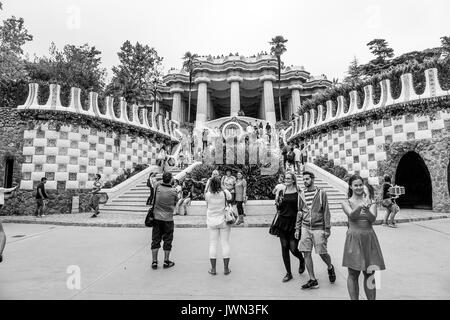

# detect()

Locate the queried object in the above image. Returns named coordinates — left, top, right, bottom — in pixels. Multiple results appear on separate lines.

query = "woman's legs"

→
left=289, top=238, right=305, bottom=272
left=363, top=271, right=377, bottom=300
left=209, top=228, right=220, bottom=260
left=279, top=234, right=292, bottom=275
left=383, top=205, right=392, bottom=225
left=236, top=201, right=244, bottom=224
left=389, top=204, right=400, bottom=226
left=220, top=227, right=231, bottom=274
left=347, top=268, right=361, bottom=300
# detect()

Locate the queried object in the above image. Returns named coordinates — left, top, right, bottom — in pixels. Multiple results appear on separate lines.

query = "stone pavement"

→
left=0, top=208, right=449, bottom=228
left=0, top=219, right=449, bottom=299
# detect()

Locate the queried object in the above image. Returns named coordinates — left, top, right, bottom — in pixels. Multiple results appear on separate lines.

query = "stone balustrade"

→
left=17, top=83, right=182, bottom=142
left=288, top=68, right=450, bottom=140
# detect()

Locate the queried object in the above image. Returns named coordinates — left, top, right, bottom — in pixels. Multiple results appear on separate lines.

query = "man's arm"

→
left=295, top=193, right=305, bottom=230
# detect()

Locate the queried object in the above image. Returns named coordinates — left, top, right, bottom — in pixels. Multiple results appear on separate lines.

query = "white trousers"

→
left=208, top=225, right=231, bottom=259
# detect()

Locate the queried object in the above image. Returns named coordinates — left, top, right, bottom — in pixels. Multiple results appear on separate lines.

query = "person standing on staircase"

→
left=293, top=144, right=302, bottom=175
left=234, top=171, right=247, bottom=225
left=177, top=173, right=195, bottom=216
left=295, top=171, right=336, bottom=289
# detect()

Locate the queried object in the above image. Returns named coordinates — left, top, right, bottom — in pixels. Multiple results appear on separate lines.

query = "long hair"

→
left=347, top=174, right=363, bottom=198
left=285, top=172, right=298, bottom=190
left=208, top=177, right=222, bottom=194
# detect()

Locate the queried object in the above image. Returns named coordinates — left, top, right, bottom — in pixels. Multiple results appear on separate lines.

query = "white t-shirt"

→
left=205, top=189, right=232, bottom=228
left=294, top=148, right=302, bottom=162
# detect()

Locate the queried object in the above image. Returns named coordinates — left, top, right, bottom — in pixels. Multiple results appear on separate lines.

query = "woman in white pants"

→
left=205, top=177, right=232, bottom=275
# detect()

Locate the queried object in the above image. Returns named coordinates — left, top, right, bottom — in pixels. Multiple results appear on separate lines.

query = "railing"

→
left=287, top=68, right=450, bottom=141
left=17, top=83, right=182, bottom=142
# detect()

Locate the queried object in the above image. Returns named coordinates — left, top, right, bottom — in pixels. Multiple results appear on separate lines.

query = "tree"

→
left=343, top=56, right=360, bottom=84
left=269, top=35, right=288, bottom=121
left=107, top=41, right=163, bottom=105
left=182, top=51, right=198, bottom=123
left=441, top=36, right=450, bottom=58
left=0, top=2, right=33, bottom=108
left=367, top=39, right=394, bottom=62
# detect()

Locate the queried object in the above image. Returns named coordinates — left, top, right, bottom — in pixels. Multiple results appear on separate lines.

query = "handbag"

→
left=381, top=198, right=392, bottom=208
left=268, top=212, right=279, bottom=236
left=223, top=192, right=238, bottom=225
left=145, top=186, right=158, bottom=227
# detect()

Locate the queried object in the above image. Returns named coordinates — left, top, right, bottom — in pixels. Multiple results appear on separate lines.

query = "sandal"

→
left=208, top=269, right=217, bottom=275
left=152, top=261, right=158, bottom=270
left=163, top=260, right=175, bottom=269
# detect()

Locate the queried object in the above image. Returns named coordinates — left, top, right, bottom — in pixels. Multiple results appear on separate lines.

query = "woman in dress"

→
left=341, top=175, right=385, bottom=300
left=234, top=171, right=247, bottom=225
left=146, top=172, right=157, bottom=206
left=271, top=172, right=305, bottom=282
left=157, top=145, right=167, bottom=172
left=221, top=169, right=236, bottom=206
left=205, top=177, right=232, bottom=275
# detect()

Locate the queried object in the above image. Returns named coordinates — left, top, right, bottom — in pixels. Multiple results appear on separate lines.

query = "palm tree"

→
left=269, top=35, right=288, bottom=121
left=182, top=51, right=198, bottom=123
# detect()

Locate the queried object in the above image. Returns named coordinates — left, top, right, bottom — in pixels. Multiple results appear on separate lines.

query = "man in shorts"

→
left=295, top=171, right=336, bottom=289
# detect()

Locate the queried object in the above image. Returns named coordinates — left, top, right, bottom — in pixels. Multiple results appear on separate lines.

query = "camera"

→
left=389, top=186, right=405, bottom=196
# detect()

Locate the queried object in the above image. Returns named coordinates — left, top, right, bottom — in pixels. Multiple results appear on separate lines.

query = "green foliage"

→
left=314, top=156, right=351, bottom=182
left=106, top=41, right=163, bottom=105
left=343, top=56, right=361, bottom=85
left=186, top=163, right=280, bottom=200
left=103, top=164, right=149, bottom=189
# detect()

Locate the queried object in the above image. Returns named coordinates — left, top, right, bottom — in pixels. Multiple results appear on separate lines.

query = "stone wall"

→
left=377, top=126, right=450, bottom=213
left=0, top=189, right=92, bottom=216
left=0, top=107, right=26, bottom=189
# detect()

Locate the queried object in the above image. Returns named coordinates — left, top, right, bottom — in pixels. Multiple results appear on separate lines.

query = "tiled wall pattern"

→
left=305, top=111, right=450, bottom=182
left=20, top=123, right=158, bottom=190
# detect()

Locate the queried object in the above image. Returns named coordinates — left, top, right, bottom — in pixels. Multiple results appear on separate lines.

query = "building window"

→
left=23, top=172, right=31, bottom=180
left=98, top=152, right=104, bottom=159
left=346, top=149, right=352, bottom=157
left=358, top=132, right=365, bottom=140
left=71, top=126, right=79, bottom=133
left=368, top=154, right=375, bottom=161
left=368, top=138, right=374, bottom=146
left=106, top=160, right=112, bottom=167
left=60, top=132, right=68, bottom=140
left=383, top=119, right=392, bottom=127
left=394, top=125, right=403, bottom=133
left=89, top=143, right=96, bottom=151
left=59, top=147, right=68, bottom=156
left=106, top=145, right=112, bottom=152
left=360, top=147, right=366, bottom=155
left=47, top=155, right=56, bottom=164
left=353, top=156, right=359, bottom=163
left=80, top=150, right=88, bottom=157
left=339, top=144, right=344, bottom=151
left=24, top=139, right=34, bottom=147
left=345, top=135, right=351, bottom=143
left=375, top=128, right=383, bottom=137
left=36, top=130, right=45, bottom=139
left=405, top=114, right=415, bottom=123
left=352, top=141, right=358, bottom=148
left=333, top=138, right=338, bottom=145
left=70, top=141, right=79, bottom=149
left=69, top=173, right=77, bottom=181
left=80, top=165, right=87, bottom=173
left=81, top=135, right=88, bottom=142
left=35, top=147, right=45, bottom=155
left=366, top=123, right=373, bottom=131
left=35, top=164, right=43, bottom=172
left=385, top=135, right=393, bottom=144
left=47, top=139, right=57, bottom=147
left=99, top=137, right=105, bottom=144
left=70, top=157, right=78, bottom=165
left=58, top=164, right=67, bottom=172
left=57, top=181, right=66, bottom=190
left=25, top=155, right=33, bottom=163
left=407, top=132, right=415, bottom=140
left=89, top=158, right=96, bottom=166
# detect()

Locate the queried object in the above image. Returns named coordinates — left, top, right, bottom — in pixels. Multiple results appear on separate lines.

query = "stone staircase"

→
left=100, top=169, right=182, bottom=215
left=295, top=173, right=347, bottom=216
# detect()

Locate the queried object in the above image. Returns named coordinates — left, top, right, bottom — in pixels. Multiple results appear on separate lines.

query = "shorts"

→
left=151, top=220, right=175, bottom=251
left=299, top=227, right=328, bottom=255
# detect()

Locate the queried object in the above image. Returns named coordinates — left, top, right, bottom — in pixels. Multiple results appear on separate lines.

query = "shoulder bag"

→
left=145, top=186, right=159, bottom=227
left=223, top=191, right=238, bottom=225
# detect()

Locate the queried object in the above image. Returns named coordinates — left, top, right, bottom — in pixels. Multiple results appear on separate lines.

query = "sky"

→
left=2, top=0, right=450, bottom=83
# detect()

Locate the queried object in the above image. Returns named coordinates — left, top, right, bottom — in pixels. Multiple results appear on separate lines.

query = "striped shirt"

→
left=302, top=188, right=318, bottom=224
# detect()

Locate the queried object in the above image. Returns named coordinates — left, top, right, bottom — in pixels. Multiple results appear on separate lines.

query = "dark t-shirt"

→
left=36, top=183, right=48, bottom=199
left=278, top=192, right=298, bottom=218
left=182, top=179, right=194, bottom=198
left=382, top=183, right=392, bottom=199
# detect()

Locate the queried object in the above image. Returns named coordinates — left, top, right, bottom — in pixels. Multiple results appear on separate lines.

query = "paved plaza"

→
left=1, top=218, right=449, bottom=300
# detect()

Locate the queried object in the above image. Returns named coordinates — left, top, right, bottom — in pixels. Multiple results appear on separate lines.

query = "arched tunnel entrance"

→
left=395, top=151, right=432, bottom=210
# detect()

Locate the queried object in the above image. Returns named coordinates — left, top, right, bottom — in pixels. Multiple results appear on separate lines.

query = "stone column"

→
left=227, top=76, right=243, bottom=117
left=195, top=77, right=210, bottom=127
left=170, top=88, right=183, bottom=123
left=289, top=84, right=302, bottom=116
left=260, top=75, right=276, bottom=124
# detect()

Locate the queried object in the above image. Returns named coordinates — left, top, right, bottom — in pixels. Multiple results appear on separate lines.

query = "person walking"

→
left=90, top=174, right=102, bottom=218
left=151, top=172, right=179, bottom=270
left=234, top=171, right=247, bottom=225
left=286, top=147, right=296, bottom=172
left=295, top=171, right=336, bottom=289
left=265, top=122, right=272, bottom=143
left=381, top=175, right=400, bottom=228
left=293, top=144, right=302, bottom=175
left=271, top=172, right=305, bottom=282
left=173, top=179, right=183, bottom=215
left=0, top=185, right=18, bottom=263
left=202, top=129, right=209, bottom=151
left=205, top=177, right=232, bottom=275
left=177, top=173, right=195, bottom=216
left=341, top=175, right=385, bottom=300
left=35, top=177, right=49, bottom=217
left=281, top=143, right=289, bottom=170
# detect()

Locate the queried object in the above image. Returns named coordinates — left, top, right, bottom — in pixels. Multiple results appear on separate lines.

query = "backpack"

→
left=287, top=151, right=295, bottom=162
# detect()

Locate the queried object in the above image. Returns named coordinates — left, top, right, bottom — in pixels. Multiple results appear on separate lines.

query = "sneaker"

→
left=0, top=254, right=3, bottom=263
left=91, top=214, right=98, bottom=218
left=388, top=223, right=397, bottom=228
left=328, top=265, right=336, bottom=283
left=301, top=279, right=319, bottom=289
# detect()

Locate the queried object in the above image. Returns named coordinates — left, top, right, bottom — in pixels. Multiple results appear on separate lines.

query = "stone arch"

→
left=395, top=151, right=432, bottom=209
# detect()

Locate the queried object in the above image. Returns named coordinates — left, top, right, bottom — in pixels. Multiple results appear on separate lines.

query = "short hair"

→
left=303, top=171, right=315, bottom=179
left=384, top=175, right=391, bottom=183
left=162, top=172, right=172, bottom=184
left=95, top=174, right=101, bottom=179
left=41, top=177, right=47, bottom=182
left=209, top=177, right=222, bottom=194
